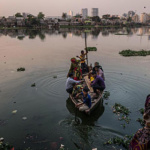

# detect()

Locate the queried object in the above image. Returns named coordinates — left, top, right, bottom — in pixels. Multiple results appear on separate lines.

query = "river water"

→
left=0, top=27, right=150, bottom=150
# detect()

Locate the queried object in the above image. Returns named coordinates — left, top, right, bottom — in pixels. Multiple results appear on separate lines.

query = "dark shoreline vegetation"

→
left=119, top=49, right=150, bottom=57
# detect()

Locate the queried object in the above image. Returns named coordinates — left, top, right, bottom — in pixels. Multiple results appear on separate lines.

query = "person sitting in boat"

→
left=72, top=83, right=83, bottom=97
left=90, top=71, right=105, bottom=95
left=66, top=73, right=83, bottom=94
left=76, top=50, right=88, bottom=74
left=92, top=62, right=104, bottom=73
left=95, top=66, right=105, bottom=81
left=75, top=86, right=91, bottom=112
left=129, top=94, right=150, bottom=150
left=68, top=57, right=82, bottom=80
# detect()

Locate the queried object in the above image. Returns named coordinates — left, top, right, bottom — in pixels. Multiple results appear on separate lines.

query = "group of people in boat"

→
left=65, top=50, right=106, bottom=112
left=129, top=94, right=150, bottom=150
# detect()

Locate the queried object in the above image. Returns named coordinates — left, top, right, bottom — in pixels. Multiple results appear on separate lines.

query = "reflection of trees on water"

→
left=0, top=27, right=150, bottom=41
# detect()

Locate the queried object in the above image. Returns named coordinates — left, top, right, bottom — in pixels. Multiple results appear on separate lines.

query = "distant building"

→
left=132, top=14, right=139, bottom=23
left=22, top=13, right=30, bottom=19
left=140, top=13, right=149, bottom=23
left=81, top=8, right=88, bottom=19
left=68, top=10, right=73, bottom=17
left=92, top=8, right=99, bottom=17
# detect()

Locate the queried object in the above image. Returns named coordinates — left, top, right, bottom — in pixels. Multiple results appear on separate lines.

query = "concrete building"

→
left=68, top=10, right=73, bottom=17
left=92, top=8, right=99, bottom=17
left=132, top=14, right=139, bottom=23
left=81, top=8, right=88, bottom=19
left=140, top=13, right=149, bottom=23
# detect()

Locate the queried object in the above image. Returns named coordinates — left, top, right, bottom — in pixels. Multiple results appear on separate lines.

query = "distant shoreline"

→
left=0, top=25, right=149, bottom=30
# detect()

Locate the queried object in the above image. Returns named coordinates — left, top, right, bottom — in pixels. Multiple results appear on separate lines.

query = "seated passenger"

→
left=75, top=87, right=91, bottom=112
left=90, top=71, right=105, bottom=95
left=95, top=66, right=105, bottom=81
left=72, top=83, right=83, bottom=97
left=66, top=73, right=83, bottom=94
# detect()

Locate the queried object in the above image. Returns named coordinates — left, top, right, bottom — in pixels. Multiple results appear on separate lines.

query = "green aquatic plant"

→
left=31, top=83, right=36, bottom=87
left=104, top=134, right=134, bottom=149
left=85, top=47, right=97, bottom=51
left=136, top=118, right=145, bottom=127
left=0, top=142, right=14, bottom=150
left=139, top=108, right=144, bottom=115
left=17, top=67, right=25, bottom=72
left=113, top=103, right=131, bottom=125
left=119, top=49, right=150, bottom=57
left=53, top=75, right=57, bottom=78
left=103, top=91, right=110, bottom=99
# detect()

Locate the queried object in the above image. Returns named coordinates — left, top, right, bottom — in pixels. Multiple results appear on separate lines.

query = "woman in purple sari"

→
left=129, top=95, right=150, bottom=150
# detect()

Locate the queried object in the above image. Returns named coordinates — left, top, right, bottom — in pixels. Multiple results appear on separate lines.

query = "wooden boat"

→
left=69, top=75, right=103, bottom=115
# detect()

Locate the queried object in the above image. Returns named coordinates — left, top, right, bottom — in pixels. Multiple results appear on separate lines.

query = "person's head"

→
left=68, top=73, right=74, bottom=78
left=91, top=71, right=97, bottom=78
left=81, top=50, right=84, bottom=55
left=94, top=62, right=99, bottom=67
left=83, top=86, right=89, bottom=96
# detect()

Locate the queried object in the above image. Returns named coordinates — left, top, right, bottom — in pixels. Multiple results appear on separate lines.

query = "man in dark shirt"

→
left=76, top=87, right=91, bottom=112
left=91, top=71, right=105, bottom=94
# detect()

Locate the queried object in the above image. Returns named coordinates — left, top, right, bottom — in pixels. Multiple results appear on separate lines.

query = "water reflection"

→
left=0, top=27, right=150, bottom=41
left=66, top=98, right=104, bottom=125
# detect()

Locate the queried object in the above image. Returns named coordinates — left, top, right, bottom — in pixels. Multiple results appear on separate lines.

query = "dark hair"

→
left=83, top=86, right=89, bottom=92
left=81, top=50, right=84, bottom=53
left=68, top=73, right=74, bottom=77
left=91, top=71, right=96, bottom=75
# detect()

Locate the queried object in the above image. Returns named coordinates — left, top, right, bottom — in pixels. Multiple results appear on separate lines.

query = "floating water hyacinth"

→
left=31, top=83, right=36, bottom=87
left=103, top=91, right=110, bottom=99
left=119, top=49, right=150, bottom=57
left=139, top=108, right=144, bottom=115
left=53, top=75, right=57, bottom=78
left=17, top=67, right=25, bottom=72
left=85, top=47, right=97, bottom=51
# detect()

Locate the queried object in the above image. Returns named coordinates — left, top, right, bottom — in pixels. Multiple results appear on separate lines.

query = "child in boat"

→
left=76, top=50, right=88, bottom=74
left=75, top=86, right=91, bottom=112
left=72, top=83, right=83, bottom=97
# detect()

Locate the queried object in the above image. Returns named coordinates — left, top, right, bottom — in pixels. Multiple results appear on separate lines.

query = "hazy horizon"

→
left=0, top=0, right=150, bottom=17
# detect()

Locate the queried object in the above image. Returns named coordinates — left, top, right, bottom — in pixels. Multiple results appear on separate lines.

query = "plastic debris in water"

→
left=22, top=117, right=27, bottom=120
left=12, top=110, right=17, bottom=114
left=92, top=148, right=97, bottom=150
left=53, top=75, right=57, bottom=78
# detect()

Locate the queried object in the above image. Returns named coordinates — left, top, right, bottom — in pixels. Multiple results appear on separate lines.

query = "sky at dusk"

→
left=0, top=0, right=150, bottom=17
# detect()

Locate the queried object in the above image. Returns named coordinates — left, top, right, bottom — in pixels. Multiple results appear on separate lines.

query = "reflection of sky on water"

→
left=0, top=27, right=150, bottom=149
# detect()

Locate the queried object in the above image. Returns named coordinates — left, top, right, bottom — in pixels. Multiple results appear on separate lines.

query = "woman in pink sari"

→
left=129, top=95, right=150, bottom=150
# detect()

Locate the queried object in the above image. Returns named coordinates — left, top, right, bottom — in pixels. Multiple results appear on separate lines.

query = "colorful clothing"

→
left=81, top=92, right=91, bottom=108
left=80, top=54, right=86, bottom=64
left=129, top=127, right=150, bottom=150
left=68, top=58, right=82, bottom=80
left=72, top=85, right=83, bottom=97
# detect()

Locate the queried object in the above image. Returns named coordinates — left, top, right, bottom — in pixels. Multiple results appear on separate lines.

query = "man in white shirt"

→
left=66, top=73, right=83, bottom=94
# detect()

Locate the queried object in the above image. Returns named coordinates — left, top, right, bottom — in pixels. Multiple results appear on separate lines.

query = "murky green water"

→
left=0, top=27, right=150, bottom=150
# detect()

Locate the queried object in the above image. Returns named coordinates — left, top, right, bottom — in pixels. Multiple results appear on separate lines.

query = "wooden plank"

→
left=84, top=75, right=94, bottom=92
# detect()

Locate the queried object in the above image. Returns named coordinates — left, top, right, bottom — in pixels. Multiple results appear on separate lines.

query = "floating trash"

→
left=22, top=117, right=27, bottom=120
left=12, top=110, right=17, bottom=114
